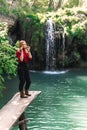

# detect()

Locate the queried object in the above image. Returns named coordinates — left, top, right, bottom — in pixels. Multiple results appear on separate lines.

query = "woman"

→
left=16, top=40, right=32, bottom=98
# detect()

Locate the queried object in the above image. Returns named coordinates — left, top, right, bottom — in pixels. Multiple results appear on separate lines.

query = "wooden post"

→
left=19, top=112, right=27, bottom=130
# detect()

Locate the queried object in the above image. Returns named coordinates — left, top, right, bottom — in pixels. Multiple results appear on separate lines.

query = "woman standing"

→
left=16, top=40, right=32, bottom=98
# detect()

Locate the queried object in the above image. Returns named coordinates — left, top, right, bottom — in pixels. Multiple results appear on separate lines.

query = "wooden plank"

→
left=0, top=91, right=41, bottom=130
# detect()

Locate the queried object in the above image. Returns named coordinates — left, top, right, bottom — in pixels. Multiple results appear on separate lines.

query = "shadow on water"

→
left=1, top=69, right=87, bottom=130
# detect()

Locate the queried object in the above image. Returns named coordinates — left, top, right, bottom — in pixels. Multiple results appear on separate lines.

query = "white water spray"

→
left=45, top=18, right=56, bottom=71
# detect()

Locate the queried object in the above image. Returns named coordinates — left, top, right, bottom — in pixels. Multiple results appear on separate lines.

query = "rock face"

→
left=0, top=14, right=15, bottom=27
left=0, top=14, right=23, bottom=44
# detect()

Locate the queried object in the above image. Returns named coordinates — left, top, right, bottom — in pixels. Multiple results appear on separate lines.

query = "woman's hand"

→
left=19, top=47, right=23, bottom=52
left=26, top=46, right=32, bottom=59
left=27, top=46, right=30, bottom=52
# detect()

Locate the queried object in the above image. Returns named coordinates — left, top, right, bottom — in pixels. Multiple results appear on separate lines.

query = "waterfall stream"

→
left=45, top=19, right=66, bottom=70
left=62, top=31, right=65, bottom=67
left=46, top=18, right=56, bottom=71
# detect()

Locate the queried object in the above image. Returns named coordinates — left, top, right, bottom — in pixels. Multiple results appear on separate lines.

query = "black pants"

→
left=18, top=62, right=31, bottom=91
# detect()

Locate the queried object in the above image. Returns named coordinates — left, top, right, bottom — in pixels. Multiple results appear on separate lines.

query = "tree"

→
left=48, top=0, right=63, bottom=11
left=48, top=0, right=53, bottom=8
left=54, top=0, right=63, bottom=11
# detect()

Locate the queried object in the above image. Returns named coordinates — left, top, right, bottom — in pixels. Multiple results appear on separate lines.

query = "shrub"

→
left=0, top=22, right=17, bottom=95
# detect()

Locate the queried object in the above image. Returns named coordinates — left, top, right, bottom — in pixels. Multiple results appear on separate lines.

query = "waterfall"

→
left=62, top=31, right=65, bottom=67
left=45, top=18, right=56, bottom=71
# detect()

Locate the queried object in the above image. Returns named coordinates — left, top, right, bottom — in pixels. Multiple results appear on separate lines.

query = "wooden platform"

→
left=0, top=91, right=41, bottom=130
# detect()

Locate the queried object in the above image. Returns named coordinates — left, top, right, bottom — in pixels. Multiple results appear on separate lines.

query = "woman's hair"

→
left=19, top=40, right=27, bottom=48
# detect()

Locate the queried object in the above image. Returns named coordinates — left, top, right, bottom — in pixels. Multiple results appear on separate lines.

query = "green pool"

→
left=0, top=69, right=87, bottom=130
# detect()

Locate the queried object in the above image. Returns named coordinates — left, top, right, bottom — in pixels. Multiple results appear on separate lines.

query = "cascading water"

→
left=62, top=31, right=65, bottom=67
left=45, top=18, right=56, bottom=71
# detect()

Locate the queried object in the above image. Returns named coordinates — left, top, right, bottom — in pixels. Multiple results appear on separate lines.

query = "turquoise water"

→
left=1, top=69, right=87, bottom=130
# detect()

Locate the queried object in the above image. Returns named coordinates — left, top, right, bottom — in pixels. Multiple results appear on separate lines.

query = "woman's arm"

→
left=26, top=46, right=32, bottom=59
left=20, top=49, right=24, bottom=61
left=18, top=47, right=24, bottom=62
left=28, top=51, right=32, bottom=59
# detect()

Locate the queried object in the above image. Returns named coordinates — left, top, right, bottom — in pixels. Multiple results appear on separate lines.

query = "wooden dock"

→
left=0, top=91, right=41, bottom=130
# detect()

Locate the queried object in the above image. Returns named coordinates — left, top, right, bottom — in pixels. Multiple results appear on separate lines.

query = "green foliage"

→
left=64, top=51, right=80, bottom=67
left=47, top=7, right=53, bottom=12
left=65, top=9, right=75, bottom=16
left=73, top=28, right=83, bottom=38
left=0, top=40, right=17, bottom=76
left=0, top=0, right=9, bottom=14
left=65, top=0, right=79, bottom=8
left=66, top=26, right=73, bottom=38
left=27, top=14, right=40, bottom=24
left=0, top=22, right=17, bottom=95
left=32, top=0, right=49, bottom=12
